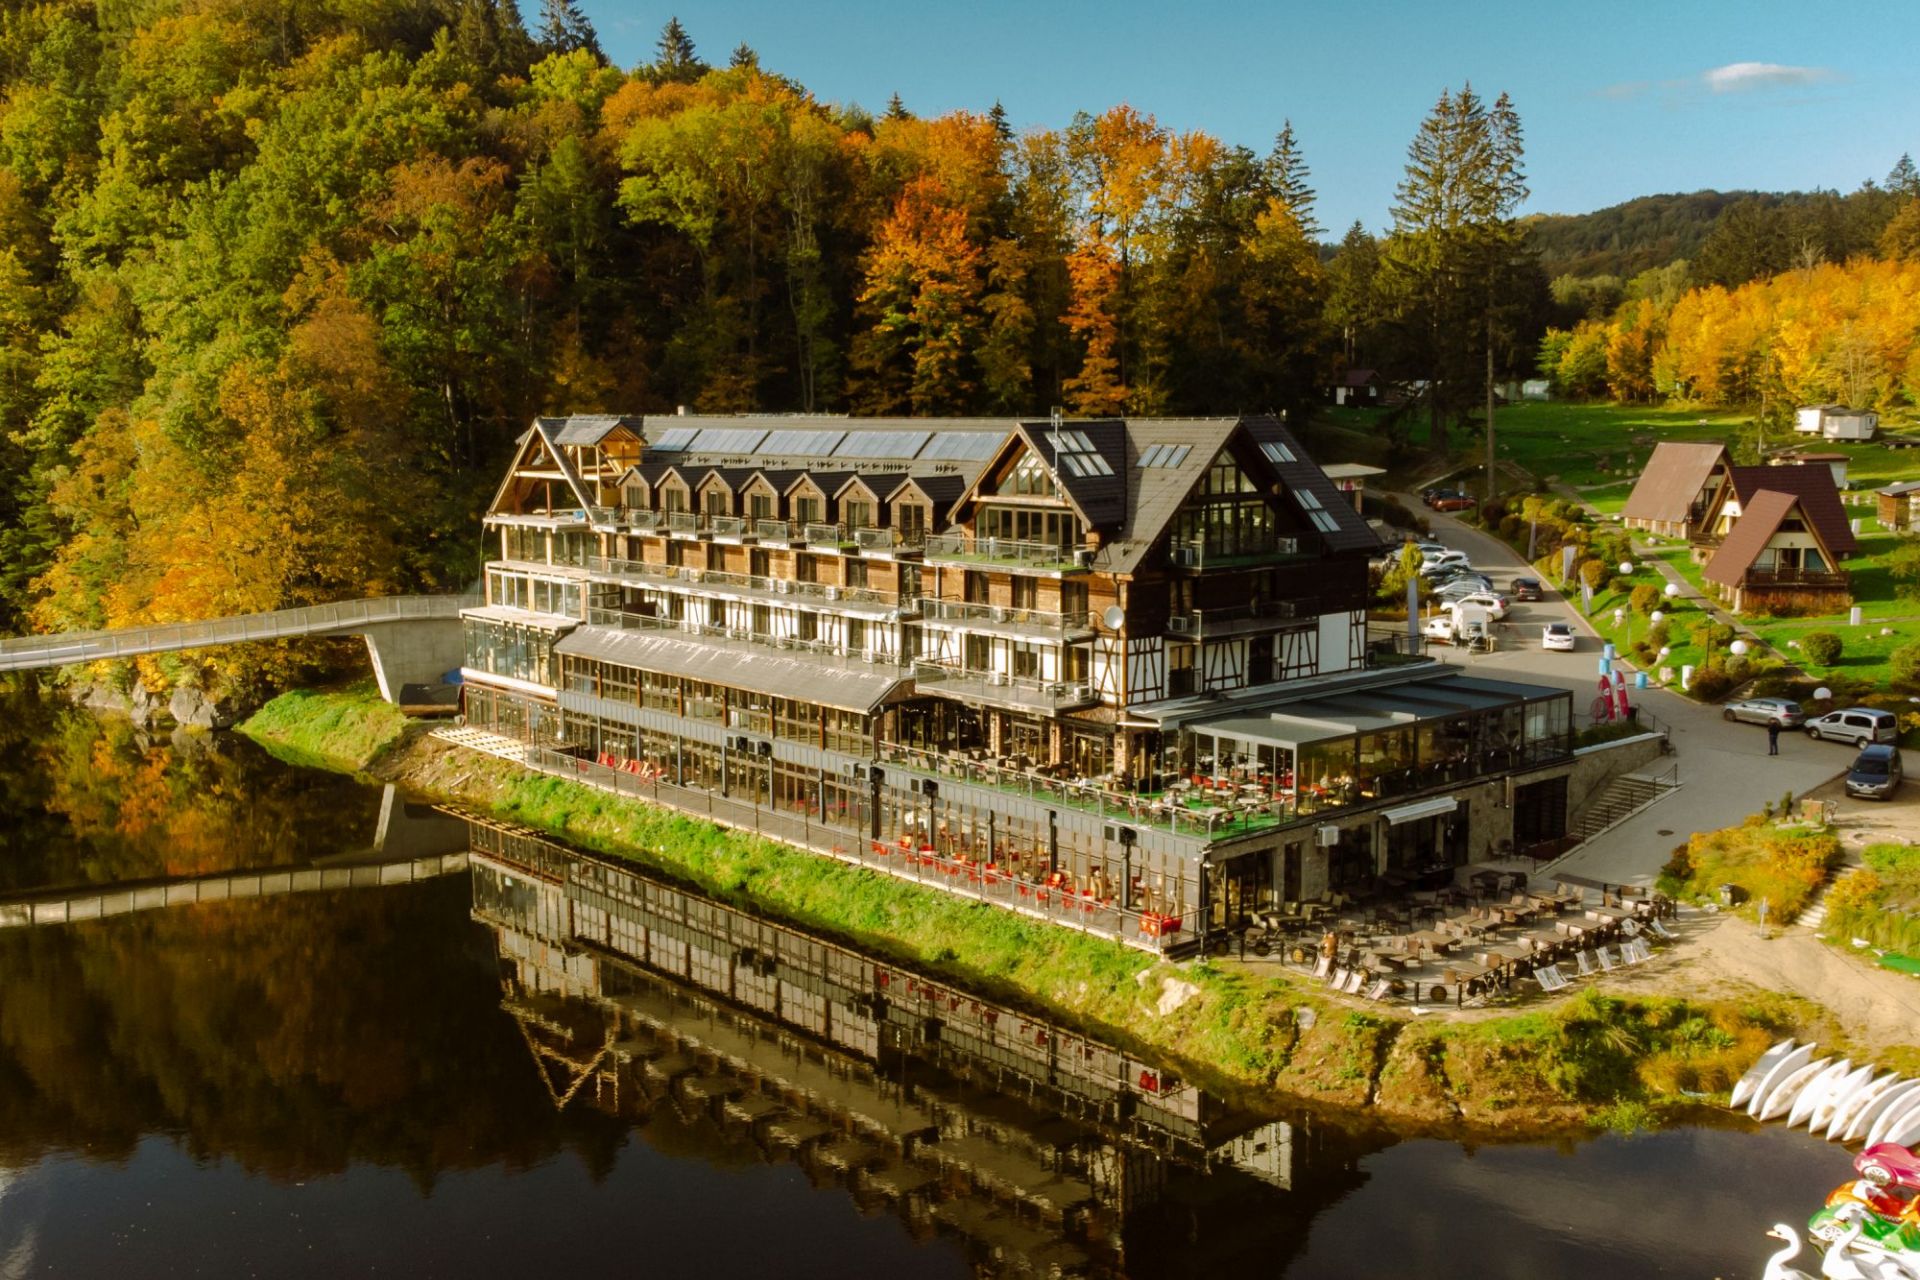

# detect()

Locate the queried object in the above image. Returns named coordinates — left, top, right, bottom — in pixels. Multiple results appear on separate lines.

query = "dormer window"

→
left=845, top=499, right=874, bottom=529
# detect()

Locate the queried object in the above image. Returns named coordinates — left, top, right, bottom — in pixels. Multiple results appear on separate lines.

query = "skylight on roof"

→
left=1137, top=443, right=1191, bottom=469
left=1294, top=488, right=1340, bottom=532
left=1261, top=440, right=1298, bottom=464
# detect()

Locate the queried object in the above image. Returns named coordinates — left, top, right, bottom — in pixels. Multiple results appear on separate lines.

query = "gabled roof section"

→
left=1025, top=419, right=1129, bottom=531
left=785, top=470, right=855, bottom=501
left=1621, top=442, right=1727, bottom=526
left=1704, top=490, right=1804, bottom=586
left=693, top=466, right=756, bottom=495
left=831, top=474, right=885, bottom=503
left=539, top=414, right=644, bottom=447
left=489, top=422, right=595, bottom=516
left=1094, top=418, right=1238, bottom=574
left=885, top=474, right=967, bottom=510
left=1242, top=416, right=1382, bottom=555
left=1727, top=464, right=1856, bottom=558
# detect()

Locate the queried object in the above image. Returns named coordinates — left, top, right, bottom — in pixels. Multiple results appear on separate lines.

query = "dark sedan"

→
left=1510, top=577, right=1543, bottom=602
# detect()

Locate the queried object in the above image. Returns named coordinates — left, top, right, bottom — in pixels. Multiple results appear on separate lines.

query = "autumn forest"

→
left=2, top=0, right=1918, bottom=697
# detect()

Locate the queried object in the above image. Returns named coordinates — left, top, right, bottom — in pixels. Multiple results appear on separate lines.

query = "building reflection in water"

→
left=468, top=818, right=1373, bottom=1276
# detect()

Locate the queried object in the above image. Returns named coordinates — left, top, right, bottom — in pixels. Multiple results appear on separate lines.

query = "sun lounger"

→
left=1534, top=964, right=1570, bottom=993
left=1595, top=946, right=1618, bottom=971
left=1313, top=955, right=1331, bottom=979
left=1342, top=969, right=1365, bottom=994
left=1623, top=938, right=1652, bottom=963
left=1648, top=917, right=1673, bottom=939
left=1575, top=950, right=1595, bottom=977
left=1328, top=966, right=1348, bottom=989
left=1621, top=918, right=1641, bottom=937
left=1364, top=979, right=1392, bottom=1001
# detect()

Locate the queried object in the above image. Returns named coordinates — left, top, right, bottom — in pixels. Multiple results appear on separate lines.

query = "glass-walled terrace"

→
left=1157, top=676, right=1572, bottom=820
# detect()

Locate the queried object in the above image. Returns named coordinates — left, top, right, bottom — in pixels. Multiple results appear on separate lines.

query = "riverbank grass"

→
left=1658, top=816, right=1839, bottom=924
left=238, top=682, right=407, bottom=771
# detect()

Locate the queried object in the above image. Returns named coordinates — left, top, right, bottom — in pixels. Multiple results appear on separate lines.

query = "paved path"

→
left=1402, top=500, right=1846, bottom=886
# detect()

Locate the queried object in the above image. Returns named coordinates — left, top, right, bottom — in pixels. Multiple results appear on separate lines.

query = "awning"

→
left=460, top=604, right=581, bottom=633
left=553, top=625, right=907, bottom=714
left=1380, top=796, right=1459, bottom=826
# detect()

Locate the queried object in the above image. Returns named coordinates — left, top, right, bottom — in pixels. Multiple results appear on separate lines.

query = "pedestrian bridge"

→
left=0, top=594, right=479, bottom=703
left=0, top=786, right=472, bottom=929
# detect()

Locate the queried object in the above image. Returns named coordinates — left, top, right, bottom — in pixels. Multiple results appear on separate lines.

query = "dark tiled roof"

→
left=1243, top=415, right=1382, bottom=555
left=1727, top=464, right=1856, bottom=558
left=885, top=474, right=967, bottom=510
left=1622, top=442, right=1727, bottom=525
left=540, top=414, right=645, bottom=446
left=1021, top=419, right=1130, bottom=532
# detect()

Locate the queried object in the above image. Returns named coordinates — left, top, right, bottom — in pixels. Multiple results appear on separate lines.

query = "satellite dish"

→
left=1102, top=605, right=1126, bottom=631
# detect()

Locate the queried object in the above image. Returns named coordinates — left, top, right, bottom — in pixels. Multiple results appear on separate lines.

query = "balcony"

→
left=587, top=556, right=911, bottom=615
left=803, top=521, right=847, bottom=547
left=626, top=509, right=663, bottom=531
left=852, top=525, right=924, bottom=554
left=708, top=515, right=751, bottom=540
left=586, top=607, right=907, bottom=672
left=666, top=511, right=703, bottom=536
left=924, top=533, right=1087, bottom=572
left=1744, top=566, right=1850, bottom=589
left=753, top=518, right=793, bottom=544
left=1167, top=600, right=1308, bottom=639
left=910, top=661, right=1099, bottom=713
left=1168, top=537, right=1305, bottom=570
left=919, top=598, right=1095, bottom=639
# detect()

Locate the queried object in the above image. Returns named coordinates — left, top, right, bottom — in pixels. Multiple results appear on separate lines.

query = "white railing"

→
left=0, top=594, right=481, bottom=672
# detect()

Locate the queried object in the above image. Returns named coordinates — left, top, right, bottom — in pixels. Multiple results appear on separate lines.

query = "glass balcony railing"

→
left=752, top=518, right=792, bottom=543
left=627, top=509, right=662, bottom=530
left=1168, top=537, right=1304, bottom=569
left=666, top=511, right=702, bottom=535
left=803, top=521, right=846, bottom=546
left=923, top=534, right=1087, bottom=569
left=708, top=515, right=749, bottom=538
left=909, top=661, right=1098, bottom=712
left=919, top=598, right=1094, bottom=634
left=586, top=607, right=906, bottom=671
left=586, top=557, right=909, bottom=610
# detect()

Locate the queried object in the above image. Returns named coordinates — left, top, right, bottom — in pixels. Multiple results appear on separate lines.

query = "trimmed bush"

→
left=1630, top=584, right=1660, bottom=615
left=1800, top=632, right=1843, bottom=666
left=1893, top=641, right=1920, bottom=690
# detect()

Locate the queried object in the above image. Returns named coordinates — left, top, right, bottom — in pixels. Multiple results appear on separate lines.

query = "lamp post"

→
left=1729, top=637, right=1749, bottom=674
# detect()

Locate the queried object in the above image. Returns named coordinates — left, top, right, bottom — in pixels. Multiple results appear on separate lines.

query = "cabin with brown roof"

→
left=1701, top=482, right=1854, bottom=613
left=1620, top=442, right=1729, bottom=539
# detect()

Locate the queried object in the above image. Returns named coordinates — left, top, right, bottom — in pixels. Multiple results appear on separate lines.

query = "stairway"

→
left=1572, top=770, right=1680, bottom=842
left=1794, top=855, right=1858, bottom=930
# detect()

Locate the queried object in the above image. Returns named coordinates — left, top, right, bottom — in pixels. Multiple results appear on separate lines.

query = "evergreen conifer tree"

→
left=651, top=17, right=704, bottom=83
left=1264, top=120, right=1319, bottom=238
left=884, top=91, right=909, bottom=121
left=536, top=0, right=601, bottom=59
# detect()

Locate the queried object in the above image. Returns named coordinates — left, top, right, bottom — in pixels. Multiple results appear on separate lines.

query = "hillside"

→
left=1523, top=190, right=1785, bottom=277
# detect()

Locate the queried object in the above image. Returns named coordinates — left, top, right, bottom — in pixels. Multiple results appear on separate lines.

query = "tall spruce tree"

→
left=650, top=17, right=704, bottom=83
left=1264, top=120, right=1318, bottom=239
left=537, top=0, right=601, bottom=59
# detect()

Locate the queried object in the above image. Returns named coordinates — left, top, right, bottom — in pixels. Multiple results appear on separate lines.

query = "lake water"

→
left=0, top=691, right=1852, bottom=1278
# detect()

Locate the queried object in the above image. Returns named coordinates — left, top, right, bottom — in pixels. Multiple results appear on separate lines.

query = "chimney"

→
left=676, top=404, right=689, bottom=416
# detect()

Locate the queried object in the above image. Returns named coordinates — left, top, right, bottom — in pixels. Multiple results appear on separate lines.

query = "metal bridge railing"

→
left=0, top=593, right=481, bottom=672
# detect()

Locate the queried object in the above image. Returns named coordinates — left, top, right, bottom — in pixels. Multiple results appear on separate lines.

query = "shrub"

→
left=1630, top=584, right=1660, bottom=615
left=1579, top=559, right=1607, bottom=591
left=1726, top=655, right=1752, bottom=683
left=1893, top=641, right=1920, bottom=690
left=1800, top=632, right=1843, bottom=666
left=1690, top=667, right=1735, bottom=701
left=1648, top=619, right=1672, bottom=648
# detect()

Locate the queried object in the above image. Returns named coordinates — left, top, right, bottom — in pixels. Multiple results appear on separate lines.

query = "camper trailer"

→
left=1795, top=405, right=1878, bottom=441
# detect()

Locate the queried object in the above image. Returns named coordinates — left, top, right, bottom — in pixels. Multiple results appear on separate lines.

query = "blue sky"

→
left=582, top=0, right=1920, bottom=234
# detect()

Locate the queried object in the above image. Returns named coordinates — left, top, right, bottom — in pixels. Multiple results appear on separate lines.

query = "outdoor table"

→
left=1480, top=943, right=1532, bottom=971
left=1367, top=951, right=1411, bottom=972
left=1443, top=917, right=1491, bottom=938
left=1496, top=903, right=1537, bottom=924
left=1443, top=960, right=1490, bottom=986
left=1407, top=929, right=1457, bottom=956
left=1587, top=904, right=1634, bottom=921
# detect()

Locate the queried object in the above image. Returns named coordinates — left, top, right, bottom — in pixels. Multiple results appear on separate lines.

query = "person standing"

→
left=1767, top=721, right=1780, bottom=756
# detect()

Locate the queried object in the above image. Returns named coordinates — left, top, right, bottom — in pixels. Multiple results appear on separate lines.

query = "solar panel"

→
left=758, top=428, right=846, bottom=456
left=918, top=432, right=1002, bottom=461
left=688, top=427, right=768, bottom=454
left=833, top=430, right=931, bottom=459
left=649, top=428, right=699, bottom=452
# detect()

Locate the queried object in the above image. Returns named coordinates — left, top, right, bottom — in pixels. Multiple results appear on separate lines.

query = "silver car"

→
left=1721, top=697, right=1805, bottom=729
left=1805, top=708, right=1899, bottom=747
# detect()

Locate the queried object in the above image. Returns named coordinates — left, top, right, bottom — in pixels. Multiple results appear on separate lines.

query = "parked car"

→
left=1429, top=491, right=1479, bottom=513
left=1435, top=574, right=1495, bottom=598
left=1447, top=592, right=1510, bottom=620
left=1805, top=708, right=1899, bottom=747
left=1844, top=744, right=1904, bottom=800
left=1510, top=577, right=1543, bottom=602
left=1422, top=615, right=1459, bottom=645
left=1541, top=622, right=1576, bottom=651
left=1721, top=697, right=1806, bottom=729
left=1421, top=549, right=1472, bottom=572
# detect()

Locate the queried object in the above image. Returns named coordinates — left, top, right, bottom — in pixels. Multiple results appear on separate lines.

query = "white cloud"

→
left=1703, top=62, right=1836, bottom=93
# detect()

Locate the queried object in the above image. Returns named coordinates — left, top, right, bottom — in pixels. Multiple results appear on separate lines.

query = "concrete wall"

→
left=1566, top=732, right=1670, bottom=815
left=362, top=618, right=466, bottom=704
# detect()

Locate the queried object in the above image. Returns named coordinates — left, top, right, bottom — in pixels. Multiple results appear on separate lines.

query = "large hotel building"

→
left=460, top=413, right=1577, bottom=952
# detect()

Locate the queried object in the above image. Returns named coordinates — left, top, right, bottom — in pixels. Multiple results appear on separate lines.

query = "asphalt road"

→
left=1401, top=500, right=1847, bottom=886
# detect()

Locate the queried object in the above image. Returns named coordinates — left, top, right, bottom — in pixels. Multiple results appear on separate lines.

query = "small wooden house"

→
left=1621, top=442, right=1730, bottom=539
left=1877, top=482, right=1920, bottom=532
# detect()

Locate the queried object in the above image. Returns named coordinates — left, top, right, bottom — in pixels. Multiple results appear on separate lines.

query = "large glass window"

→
left=978, top=505, right=1081, bottom=550
left=1002, top=453, right=1056, bottom=497
left=462, top=619, right=560, bottom=686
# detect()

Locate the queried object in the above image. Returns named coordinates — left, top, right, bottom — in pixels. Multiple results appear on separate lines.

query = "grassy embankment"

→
left=242, top=683, right=1830, bottom=1132
left=1658, top=813, right=1841, bottom=925
left=1825, top=842, right=1920, bottom=968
